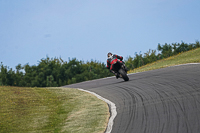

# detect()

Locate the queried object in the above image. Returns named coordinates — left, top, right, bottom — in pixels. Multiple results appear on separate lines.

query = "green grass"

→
left=0, top=87, right=109, bottom=133
left=129, top=48, right=200, bottom=73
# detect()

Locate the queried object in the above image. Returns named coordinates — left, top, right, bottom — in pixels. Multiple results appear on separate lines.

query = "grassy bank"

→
left=0, top=87, right=109, bottom=133
left=129, top=47, right=200, bottom=73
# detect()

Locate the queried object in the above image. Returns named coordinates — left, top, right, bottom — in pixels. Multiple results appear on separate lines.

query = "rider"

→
left=107, top=52, right=124, bottom=79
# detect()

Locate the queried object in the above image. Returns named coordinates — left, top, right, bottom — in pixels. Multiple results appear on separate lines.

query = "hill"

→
left=129, top=47, right=200, bottom=73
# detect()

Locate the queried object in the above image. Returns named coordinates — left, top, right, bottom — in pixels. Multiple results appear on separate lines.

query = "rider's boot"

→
left=115, top=73, right=120, bottom=79
left=110, top=69, right=119, bottom=79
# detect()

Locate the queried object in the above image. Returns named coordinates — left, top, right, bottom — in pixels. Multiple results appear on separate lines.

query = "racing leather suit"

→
left=107, top=54, right=123, bottom=70
left=107, top=54, right=123, bottom=78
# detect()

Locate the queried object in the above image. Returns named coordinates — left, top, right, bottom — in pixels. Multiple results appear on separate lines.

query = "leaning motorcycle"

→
left=110, top=58, right=129, bottom=81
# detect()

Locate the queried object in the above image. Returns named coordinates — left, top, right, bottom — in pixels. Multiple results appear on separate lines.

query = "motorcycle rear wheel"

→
left=119, top=69, right=129, bottom=81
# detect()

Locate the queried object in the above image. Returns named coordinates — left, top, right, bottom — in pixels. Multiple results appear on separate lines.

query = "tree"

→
left=195, top=41, right=200, bottom=48
left=0, top=64, right=8, bottom=85
left=143, top=49, right=157, bottom=64
left=125, top=56, right=135, bottom=70
left=162, top=43, right=173, bottom=57
left=15, top=64, right=24, bottom=86
left=46, top=75, right=54, bottom=87
left=176, top=42, right=189, bottom=53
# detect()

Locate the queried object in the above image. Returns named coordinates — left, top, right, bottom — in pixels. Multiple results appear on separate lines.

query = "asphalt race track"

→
left=64, top=64, right=200, bottom=133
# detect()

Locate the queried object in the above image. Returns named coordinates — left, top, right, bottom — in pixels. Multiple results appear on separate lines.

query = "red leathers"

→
left=107, top=54, right=123, bottom=70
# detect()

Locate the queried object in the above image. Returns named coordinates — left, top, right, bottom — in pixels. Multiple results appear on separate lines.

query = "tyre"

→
left=119, top=69, right=129, bottom=81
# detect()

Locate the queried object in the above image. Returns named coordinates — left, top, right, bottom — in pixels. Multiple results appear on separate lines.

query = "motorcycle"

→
left=110, top=58, right=129, bottom=81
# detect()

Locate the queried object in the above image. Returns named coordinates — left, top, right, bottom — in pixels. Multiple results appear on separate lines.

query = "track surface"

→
left=64, top=64, right=200, bottom=133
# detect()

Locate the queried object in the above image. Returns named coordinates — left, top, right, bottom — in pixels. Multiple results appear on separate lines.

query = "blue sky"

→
left=1, top=0, right=200, bottom=69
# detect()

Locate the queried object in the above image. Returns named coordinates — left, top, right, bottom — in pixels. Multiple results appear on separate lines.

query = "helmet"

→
left=107, top=52, right=113, bottom=58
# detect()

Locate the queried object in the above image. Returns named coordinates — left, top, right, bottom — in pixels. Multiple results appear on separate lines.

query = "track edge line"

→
left=78, top=88, right=117, bottom=133
left=127, top=63, right=200, bottom=75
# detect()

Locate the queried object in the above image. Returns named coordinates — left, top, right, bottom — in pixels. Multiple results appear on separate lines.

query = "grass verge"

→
left=128, top=47, right=200, bottom=73
left=0, top=87, right=109, bottom=133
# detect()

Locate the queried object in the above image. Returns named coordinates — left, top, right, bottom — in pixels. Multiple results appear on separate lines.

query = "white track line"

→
left=169, top=63, right=200, bottom=67
left=78, top=88, right=117, bottom=133
left=128, top=63, right=200, bottom=75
